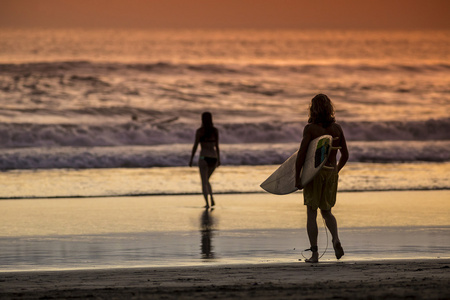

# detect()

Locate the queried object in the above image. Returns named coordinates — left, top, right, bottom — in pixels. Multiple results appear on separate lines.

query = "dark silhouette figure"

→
left=295, top=94, right=349, bottom=263
left=200, top=208, right=215, bottom=259
left=189, top=112, right=221, bottom=208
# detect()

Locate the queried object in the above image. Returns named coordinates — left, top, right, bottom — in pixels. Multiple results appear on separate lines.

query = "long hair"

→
left=308, top=94, right=335, bottom=128
left=200, top=112, right=215, bottom=141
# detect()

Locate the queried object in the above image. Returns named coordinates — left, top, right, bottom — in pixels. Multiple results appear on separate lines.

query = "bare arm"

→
left=189, top=130, right=200, bottom=167
left=215, top=128, right=221, bottom=166
left=295, top=125, right=312, bottom=188
left=336, top=124, right=349, bottom=173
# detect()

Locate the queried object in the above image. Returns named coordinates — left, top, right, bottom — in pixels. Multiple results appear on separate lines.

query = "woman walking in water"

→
left=189, top=112, right=221, bottom=208
left=295, top=94, right=349, bottom=263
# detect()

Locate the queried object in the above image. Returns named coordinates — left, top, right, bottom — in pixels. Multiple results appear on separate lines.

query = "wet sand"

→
left=1, top=259, right=449, bottom=299
left=0, top=191, right=449, bottom=272
left=0, top=191, right=449, bottom=299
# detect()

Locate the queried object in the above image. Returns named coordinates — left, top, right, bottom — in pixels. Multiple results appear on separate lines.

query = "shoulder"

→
left=330, top=123, right=346, bottom=143
left=332, top=122, right=344, bottom=133
left=302, top=123, right=317, bottom=141
left=303, top=123, right=313, bottom=134
left=303, top=123, right=315, bottom=132
left=195, top=127, right=203, bottom=136
left=303, top=123, right=321, bottom=135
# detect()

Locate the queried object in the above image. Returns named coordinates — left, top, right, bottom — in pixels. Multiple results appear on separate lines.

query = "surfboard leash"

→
left=300, top=217, right=329, bottom=261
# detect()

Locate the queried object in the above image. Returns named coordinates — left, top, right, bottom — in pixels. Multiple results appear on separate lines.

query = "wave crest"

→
left=2, top=61, right=450, bottom=75
left=0, top=119, right=448, bottom=149
left=0, top=141, right=449, bottom=170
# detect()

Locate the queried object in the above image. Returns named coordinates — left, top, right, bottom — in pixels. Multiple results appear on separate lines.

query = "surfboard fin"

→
left=322, top=165, right=335, bottom=170
left=331, top=137, right=341, bottom=150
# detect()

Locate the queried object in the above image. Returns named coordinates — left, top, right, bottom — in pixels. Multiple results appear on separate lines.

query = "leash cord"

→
left=300, top=217, right=328, bottom=260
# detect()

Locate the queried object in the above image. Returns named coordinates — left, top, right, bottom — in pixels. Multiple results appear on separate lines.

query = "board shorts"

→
left=303, top=168, right=339, bottom=211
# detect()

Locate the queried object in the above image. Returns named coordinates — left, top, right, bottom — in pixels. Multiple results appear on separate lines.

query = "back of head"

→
left=308, top=94, right=336, bottom=127
left=201, top=112, right=215, bottom=141
left=202, top=112, right=213, bottom=128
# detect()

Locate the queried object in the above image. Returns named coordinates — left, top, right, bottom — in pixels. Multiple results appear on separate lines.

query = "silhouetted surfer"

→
left=295, top=94, right=349, bottom=263
left=189, top=112, right=221, bottom=208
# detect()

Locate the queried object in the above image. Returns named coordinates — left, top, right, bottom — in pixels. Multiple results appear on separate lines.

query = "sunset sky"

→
left=1, top=0, right=449, bottom=29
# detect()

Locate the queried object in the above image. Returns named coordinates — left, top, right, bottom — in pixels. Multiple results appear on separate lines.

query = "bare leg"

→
left=198, top=160, right=210, bottom=208
left=207, top=165, right=216, bottom=206
left=321, top=209, right=344, bottom=259
left=306, top=206, right=319, bottom=263
left=208, top=182, right=215, bottom=206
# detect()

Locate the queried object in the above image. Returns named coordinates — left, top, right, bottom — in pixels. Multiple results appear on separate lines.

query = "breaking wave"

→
left=0, top=141, right=449, bottom=170
left=0, top=119, right=448, bottom=149
left=1, top=61, right=450, bottom=75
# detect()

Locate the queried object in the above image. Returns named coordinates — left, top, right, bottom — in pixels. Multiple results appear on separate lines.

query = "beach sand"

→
left=0, top=191, right=449, bottom=298
left=1, top=259, right=449, bottom=299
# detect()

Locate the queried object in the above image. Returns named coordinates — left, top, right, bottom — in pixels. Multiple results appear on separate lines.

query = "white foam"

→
left=0, top=141, right=449, bottom=170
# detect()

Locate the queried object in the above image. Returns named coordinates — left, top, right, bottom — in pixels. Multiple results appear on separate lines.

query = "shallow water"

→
left=0, top=191, right=448, bottom=272
left=0, top=163, right=449, bottom=199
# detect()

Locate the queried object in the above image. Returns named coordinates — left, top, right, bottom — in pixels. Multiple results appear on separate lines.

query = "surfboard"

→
left=260, top=135, right=334, bottom=195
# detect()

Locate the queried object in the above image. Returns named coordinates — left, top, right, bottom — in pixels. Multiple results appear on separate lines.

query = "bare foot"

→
left=333, top=240, right=344, bottom=260
left=210, top=198, right=215, bottom=207
left=304, top=246, right=319, bottom=263
left=305, top=251, right=319, bottom=263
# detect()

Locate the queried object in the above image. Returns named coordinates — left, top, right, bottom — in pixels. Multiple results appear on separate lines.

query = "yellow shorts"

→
left=303, top=168, right=339, bottom=211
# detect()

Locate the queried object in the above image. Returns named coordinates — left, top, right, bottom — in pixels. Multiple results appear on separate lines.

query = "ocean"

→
left=0, top=29, right=449, bottom=271
left=0, top=28, right=449, bottom=197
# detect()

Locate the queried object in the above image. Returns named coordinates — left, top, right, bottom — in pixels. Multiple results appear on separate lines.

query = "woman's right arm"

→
left=189, top=130, right=200, bottom=167
left=295, top=125, right=312, bottom=188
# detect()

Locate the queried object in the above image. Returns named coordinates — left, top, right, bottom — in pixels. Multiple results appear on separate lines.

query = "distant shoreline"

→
left=1, top=187, right=450, bottom=201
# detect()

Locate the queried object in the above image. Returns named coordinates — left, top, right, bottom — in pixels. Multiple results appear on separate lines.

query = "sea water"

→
left=0, top=29, right=449, bottom=194
left=0, top=29, right=449, bottom=271
left=0, top=29, right=449, bottom=174
left=0, top=163, right=449, bottom=199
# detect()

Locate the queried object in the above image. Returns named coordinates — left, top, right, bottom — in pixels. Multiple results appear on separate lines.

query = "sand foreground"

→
left=1, top=259, right=449, bottom=299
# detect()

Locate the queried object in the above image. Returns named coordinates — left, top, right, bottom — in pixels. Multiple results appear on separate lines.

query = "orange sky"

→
left=1, top=0, right=449, bottom=29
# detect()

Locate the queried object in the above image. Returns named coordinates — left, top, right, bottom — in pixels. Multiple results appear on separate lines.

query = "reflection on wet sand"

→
left=200, top=209, right=215, bottom=259
left=0, top=192, right=448, bottom=271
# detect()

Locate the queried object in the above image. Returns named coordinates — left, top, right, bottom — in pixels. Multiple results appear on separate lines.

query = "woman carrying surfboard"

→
left=295, top=94, right=349, bottom=263
left=189, top=112, right=221, bottom=208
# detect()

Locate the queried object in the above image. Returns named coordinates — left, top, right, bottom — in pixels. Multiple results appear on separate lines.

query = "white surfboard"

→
left=260, top=135, right=334, bottom=195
